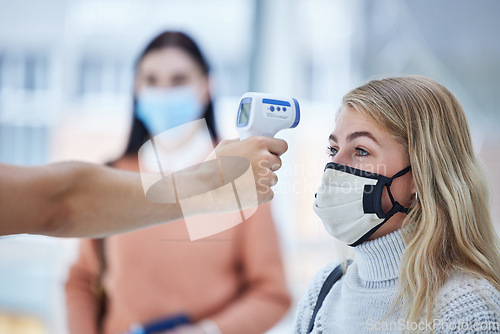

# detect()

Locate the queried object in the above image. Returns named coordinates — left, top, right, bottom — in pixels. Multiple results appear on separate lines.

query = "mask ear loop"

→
left=385, top=185, right=408, bottom=215
left=385, top=166, right=412, bottom=215
left=391, top=166, right=412, bottom=178
left=386, top=182, right=396, bottom=205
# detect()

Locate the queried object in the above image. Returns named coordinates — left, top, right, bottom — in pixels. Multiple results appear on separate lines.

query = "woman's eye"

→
left=327, top=146, right=338, bottom=157
left=145, top=75, right=157, bottom=86
left=355, top=147, right=369, bottom=156
left=171, top=74, right=189, bottom=86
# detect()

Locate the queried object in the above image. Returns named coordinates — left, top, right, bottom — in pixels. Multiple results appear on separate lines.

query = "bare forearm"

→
left=52, top=162, right=183, bottom=238
left=0, top=162, right=182, bottom=237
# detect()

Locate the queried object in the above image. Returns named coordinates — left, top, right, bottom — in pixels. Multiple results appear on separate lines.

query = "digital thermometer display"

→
left=237, top=98, right=252, bottom=126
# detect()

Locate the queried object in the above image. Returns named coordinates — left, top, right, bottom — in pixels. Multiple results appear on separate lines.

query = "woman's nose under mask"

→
left=136, top=86, right=203, bottom=136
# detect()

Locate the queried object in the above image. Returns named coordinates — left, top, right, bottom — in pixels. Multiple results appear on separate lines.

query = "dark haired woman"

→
left=65, top=31, right=291, bottom=334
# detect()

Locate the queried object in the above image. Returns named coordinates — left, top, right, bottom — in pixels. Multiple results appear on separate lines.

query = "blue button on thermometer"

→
left=236, top=92, right=300, bottom=139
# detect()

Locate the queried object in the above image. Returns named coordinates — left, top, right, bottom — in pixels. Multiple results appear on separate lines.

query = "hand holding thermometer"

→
left=236, top=92, right=300, bottom=139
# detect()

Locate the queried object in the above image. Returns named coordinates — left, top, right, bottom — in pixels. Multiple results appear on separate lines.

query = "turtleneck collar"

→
left=353, top=228, right=406, bottom=283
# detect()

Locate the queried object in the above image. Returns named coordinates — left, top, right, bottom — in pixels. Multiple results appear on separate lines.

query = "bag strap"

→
left=307, top=260, right=351, bottom=333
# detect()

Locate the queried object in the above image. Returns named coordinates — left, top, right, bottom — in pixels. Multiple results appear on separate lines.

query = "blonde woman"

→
left=296, top=76, right=500, bottom=333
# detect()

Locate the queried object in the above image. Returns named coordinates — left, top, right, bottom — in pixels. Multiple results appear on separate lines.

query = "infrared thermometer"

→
left=236, top=92, right=300, bottom=139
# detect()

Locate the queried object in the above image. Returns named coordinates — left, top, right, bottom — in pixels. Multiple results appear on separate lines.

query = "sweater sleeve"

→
left=206, top=203, right=292, bottom=334
left=434, top=275, right=500, bottom=334
left=65, top=239, right=102, bottom=334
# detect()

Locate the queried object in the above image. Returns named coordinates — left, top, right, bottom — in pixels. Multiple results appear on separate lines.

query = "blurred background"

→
left=0, top=0, right=499, bottom=333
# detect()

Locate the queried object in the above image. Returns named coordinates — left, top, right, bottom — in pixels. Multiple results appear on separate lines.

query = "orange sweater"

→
left=65, top=157, right=291, bottom=334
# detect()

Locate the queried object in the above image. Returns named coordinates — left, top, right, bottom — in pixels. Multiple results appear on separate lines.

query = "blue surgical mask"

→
left=135, top=86, right=204, bottom=136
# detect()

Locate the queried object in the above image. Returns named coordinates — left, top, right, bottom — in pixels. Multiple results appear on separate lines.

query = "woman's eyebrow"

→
left=347, top=131, right=380, bottom=145
left=328, top=131, right=380, bottom=146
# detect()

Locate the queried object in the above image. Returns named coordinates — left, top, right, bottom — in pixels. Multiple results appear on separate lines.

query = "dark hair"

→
left=123, top=31, right=218, bottom=156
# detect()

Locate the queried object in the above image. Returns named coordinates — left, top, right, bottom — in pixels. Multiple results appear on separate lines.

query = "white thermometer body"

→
left=236, top=92, right=300, bottom=139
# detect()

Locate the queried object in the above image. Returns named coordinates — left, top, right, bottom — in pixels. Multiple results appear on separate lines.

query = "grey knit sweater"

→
left=295, top=229, right=500, bottom=333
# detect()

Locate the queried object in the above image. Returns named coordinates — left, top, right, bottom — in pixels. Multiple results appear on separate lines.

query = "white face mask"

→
left=313, top=162, right=411, bottom=246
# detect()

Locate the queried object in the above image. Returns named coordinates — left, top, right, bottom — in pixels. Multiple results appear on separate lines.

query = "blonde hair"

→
left=342, top=76, right=500, bottom=328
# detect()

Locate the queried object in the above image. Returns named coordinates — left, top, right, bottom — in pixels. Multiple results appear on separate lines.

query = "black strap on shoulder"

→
left=307, top=260, right=351, bottom=333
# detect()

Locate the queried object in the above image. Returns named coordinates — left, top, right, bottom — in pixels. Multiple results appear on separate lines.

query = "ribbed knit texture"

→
left=294, top=229, right=500, bottom=333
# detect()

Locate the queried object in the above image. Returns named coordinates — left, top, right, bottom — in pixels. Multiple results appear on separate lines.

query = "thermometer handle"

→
left=239, top=132, right=275, bottom=140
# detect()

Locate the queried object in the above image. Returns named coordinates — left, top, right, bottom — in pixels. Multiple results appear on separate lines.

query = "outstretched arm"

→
left=0, top=137, right=287, bottom=238
left=0, top=161, right=180, bottom=238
